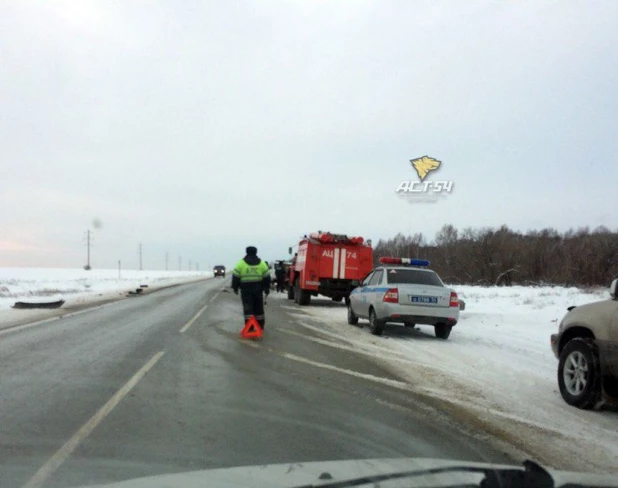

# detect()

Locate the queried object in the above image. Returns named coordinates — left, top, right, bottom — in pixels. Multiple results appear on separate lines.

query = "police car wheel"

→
left=434, top=323, right=452, bottom=340
left=347, top=304, right=359, bottom=325
left=369, top=309, right=384, bottom=336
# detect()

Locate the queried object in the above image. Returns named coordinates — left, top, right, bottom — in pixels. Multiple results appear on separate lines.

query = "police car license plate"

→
left=410, top=296, right=438, bottom=304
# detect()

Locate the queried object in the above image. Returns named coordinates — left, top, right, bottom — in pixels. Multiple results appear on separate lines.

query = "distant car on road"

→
left=551, top=279, right=618, bottom=409
left=347, top=257, right=460, bottom=339
left=213, top=265, right=226, bottom=278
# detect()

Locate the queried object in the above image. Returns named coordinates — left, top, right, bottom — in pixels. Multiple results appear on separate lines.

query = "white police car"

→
left=348, top=257, right=460, bottom=339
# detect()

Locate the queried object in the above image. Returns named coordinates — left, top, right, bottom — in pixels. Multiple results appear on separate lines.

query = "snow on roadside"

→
left=279, top=286, right=618, bottom=475
left=0, top=267, right=212, bottom=311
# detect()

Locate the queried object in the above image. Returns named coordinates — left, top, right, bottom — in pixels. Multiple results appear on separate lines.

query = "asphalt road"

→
left=0, top=279, right=514, bottom=488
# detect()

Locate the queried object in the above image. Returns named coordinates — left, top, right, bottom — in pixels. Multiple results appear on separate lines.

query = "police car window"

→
left=362, top=272, right=374, bottom=286
left=368, top=270, right=383, bottom=286
left=387, top=269, right=443, bottom=286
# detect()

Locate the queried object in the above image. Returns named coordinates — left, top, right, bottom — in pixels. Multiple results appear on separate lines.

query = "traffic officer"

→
left=274, top=260, right=286, bottom=293
left=232, top=246, right=271, bottom=330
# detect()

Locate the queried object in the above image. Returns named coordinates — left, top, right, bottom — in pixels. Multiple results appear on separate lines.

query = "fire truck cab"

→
left=288, top=232, right=374, bottom=306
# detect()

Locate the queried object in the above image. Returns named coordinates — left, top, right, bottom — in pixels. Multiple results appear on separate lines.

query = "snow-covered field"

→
left=278, top=286, right=618, bottom=475
left=0, top=267, right=212, bottom=325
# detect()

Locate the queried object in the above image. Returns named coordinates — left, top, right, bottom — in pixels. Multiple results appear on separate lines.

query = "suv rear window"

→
left=385, top=268, right=443, bottom=286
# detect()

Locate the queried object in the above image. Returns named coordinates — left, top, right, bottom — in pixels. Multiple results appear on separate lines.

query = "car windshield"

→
left=386, top=269, right=443, bottom=287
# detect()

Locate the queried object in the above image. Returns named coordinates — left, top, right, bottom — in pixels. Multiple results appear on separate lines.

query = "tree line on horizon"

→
left=372, top=224, right=618, bottom=287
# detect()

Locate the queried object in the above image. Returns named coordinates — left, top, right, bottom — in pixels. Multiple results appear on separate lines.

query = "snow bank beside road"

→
left=282, top=285, right=618, bottom=475
left=0, top=267, right=212, bottom=311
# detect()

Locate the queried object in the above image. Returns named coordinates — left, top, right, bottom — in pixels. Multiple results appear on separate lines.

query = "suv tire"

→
left=558, top=337, right=602, bottom=409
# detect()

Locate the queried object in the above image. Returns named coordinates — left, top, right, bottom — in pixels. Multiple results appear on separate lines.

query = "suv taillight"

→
left=383, top=288, right=399, bottom=303
left=449, top=291, right=459, bottom=308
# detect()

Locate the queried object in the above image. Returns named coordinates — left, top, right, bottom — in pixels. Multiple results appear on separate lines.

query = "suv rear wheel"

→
left=558, top=337, right=602, bottom=409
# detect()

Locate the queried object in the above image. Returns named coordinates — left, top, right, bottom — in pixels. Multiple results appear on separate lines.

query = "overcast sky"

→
left=1, top=1, right=617, bottom=270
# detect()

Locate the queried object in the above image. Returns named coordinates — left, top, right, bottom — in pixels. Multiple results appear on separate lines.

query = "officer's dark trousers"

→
left=276, top=277, right=285, bottom=292
left=241, top=289, right=265, bottom=328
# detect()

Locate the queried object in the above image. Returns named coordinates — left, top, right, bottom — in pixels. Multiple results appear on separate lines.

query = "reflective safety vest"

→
left=233, top=259, right=270, bottom=283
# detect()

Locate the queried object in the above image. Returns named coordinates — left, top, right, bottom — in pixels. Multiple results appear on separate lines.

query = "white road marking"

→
left=22, top=351, right=165, bottom=488
left=238, top=338, right=410, bottom=392
left=2, top=280, right=217, bottom=336
left=280, top=305, right=302, bottom=311
left=0, top=305, right=109, bottom=337
left=280, top=351, right=410, bottom=390
left=291, top=319, right=432, bottom=363
left=179, top=303, right=209, bottom=333
left=277, top=327, right=429, bottom=370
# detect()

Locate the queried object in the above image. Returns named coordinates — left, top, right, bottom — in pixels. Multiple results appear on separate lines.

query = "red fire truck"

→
left=287, top=232, right=374, bottom=305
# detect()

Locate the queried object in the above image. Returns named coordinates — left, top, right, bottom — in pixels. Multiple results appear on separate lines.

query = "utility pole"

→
left=83, top=229, right=93, bottom=270
left=139, top=243, right=143, bottom=271
left=165, top=252, right=169, bottom=271
left=87, top=230, right=91, bottom=268
left=118, top=260, right=121, bottom=279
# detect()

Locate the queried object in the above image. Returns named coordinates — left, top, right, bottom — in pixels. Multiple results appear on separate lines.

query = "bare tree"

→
left=373, top=224, right=618, bottom=286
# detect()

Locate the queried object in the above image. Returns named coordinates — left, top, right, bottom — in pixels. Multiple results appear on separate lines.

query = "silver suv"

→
left=347, top=258, right=459, bottom=339
left=551, top=279, right=618, bottom=409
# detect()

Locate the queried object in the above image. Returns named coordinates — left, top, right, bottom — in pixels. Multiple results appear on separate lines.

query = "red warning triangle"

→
left=241, top=315, right=263, bottom=339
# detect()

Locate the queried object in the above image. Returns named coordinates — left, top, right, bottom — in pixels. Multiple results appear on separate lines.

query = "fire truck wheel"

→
left=287, top=283, right=295, bottom=300
left=294, top=280, right=300, bottom=304
left=298, top=287, right=311, bottom=306
left=369, top=308, right=385, bottom=336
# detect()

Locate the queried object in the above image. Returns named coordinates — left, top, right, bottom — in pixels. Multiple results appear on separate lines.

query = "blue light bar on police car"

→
left=379, top=257, right=430, bottom=266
